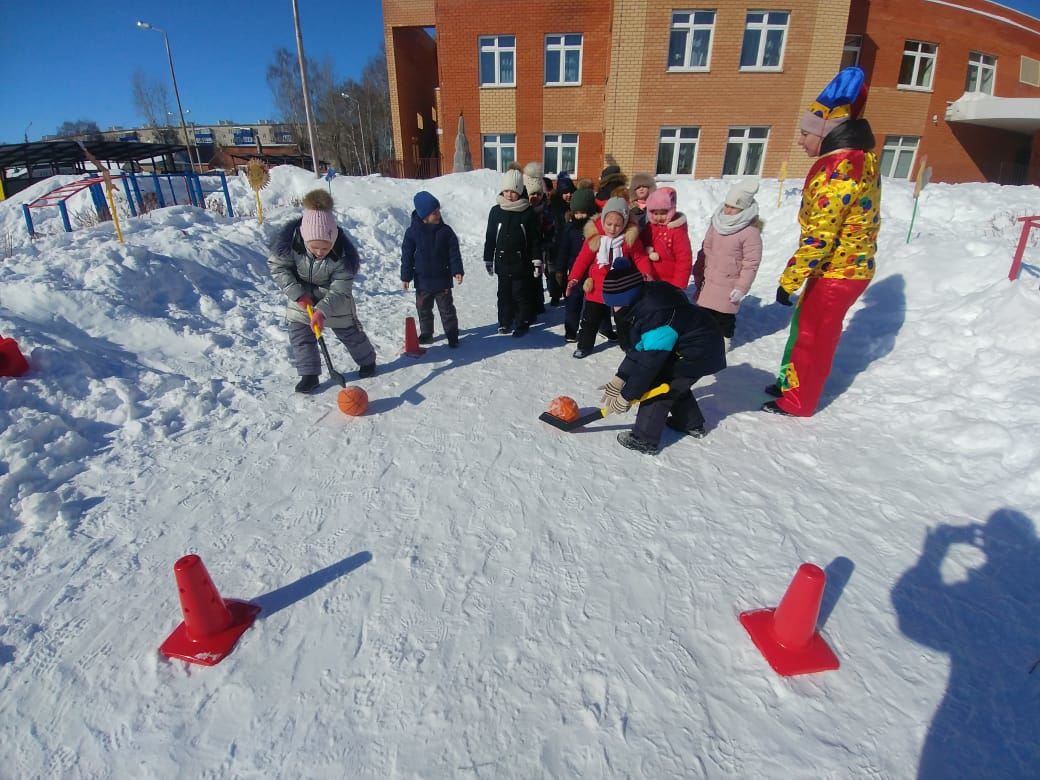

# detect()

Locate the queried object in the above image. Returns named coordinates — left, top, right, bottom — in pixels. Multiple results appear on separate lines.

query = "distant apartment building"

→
left=383, top=0, right=1040, bottom=184
left=95, top=121, right=297, bottom=149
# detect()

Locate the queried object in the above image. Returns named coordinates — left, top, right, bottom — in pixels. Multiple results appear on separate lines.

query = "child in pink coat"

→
left=640, top=187, right=693, bottom=290
left=693, top=180, right=763, bottom=345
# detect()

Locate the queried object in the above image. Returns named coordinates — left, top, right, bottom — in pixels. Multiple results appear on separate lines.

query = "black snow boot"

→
left=358, top=363, right=377, bottom=379
left=764, top=383, right=782, bottom=397
left=666, top=419, right=706, bottom=438
left=617, top=431, right=658, bottom=455
left=295, top=374, right=320, bottom=393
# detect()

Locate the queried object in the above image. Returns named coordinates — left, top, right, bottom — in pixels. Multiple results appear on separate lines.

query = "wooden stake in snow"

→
left=906, top=156, right=932, bottom=244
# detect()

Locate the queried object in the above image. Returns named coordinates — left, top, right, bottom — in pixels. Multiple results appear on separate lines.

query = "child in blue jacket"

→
left=401, top=191, right=465, bottom=347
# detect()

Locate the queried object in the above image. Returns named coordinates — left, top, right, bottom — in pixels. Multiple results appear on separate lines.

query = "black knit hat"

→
left=601, top=258, right=644, bottom=307
left=570, top=187, right=596, bottom=214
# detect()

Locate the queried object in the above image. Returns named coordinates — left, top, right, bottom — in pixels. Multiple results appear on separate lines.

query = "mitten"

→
left=310, top=307, right=326, bottom=330
left=603, top=393, right=631, bottom=416
left=599, top=376, right=625, bottom=406
left=296, top=294, right=313, bottom=308
left=485, top=262, right=494, bottom=276
left=566, top=279, right=579, bottom=296
left=649, top=250, right=660, bottom=262
left=729, top=289, right=746, bottom=304
left=776, top=287, right=793, bottom=306
left=582, top=277, right=594, bottom=294
left=533, top=259, right=543, bottom=278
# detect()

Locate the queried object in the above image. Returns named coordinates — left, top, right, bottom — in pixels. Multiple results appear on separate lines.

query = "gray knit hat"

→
left=602, top=196, right=629, bottom=222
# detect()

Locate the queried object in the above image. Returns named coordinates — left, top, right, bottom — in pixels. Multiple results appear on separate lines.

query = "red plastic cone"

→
left=739, top=562, right=839, bottom=676
left=402, top=316, right=426, bottom=357
left=0, top=337, right=30, bottom=377
left=159, top=554, right=260, bottom=666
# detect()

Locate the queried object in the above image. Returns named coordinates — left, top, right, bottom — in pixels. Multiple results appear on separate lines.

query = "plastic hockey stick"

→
left=539, top=383, right=671, bottom=432
left=306, top=303, right=346, bottom=387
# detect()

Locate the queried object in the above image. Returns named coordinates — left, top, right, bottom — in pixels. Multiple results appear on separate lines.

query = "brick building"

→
left=383, top=0, right=1040, bottom=184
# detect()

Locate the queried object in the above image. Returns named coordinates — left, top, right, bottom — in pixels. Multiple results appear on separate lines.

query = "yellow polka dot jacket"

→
left=779, top=148, right=881, bottom=295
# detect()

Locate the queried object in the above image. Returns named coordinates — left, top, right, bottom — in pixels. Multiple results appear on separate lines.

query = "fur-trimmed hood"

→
left=584, top=216, right=641, bottom=253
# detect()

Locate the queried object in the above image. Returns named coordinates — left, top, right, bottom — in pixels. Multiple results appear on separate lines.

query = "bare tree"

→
left=267, top=44, right=393, bottom=176
left=131, top=70, right=175, bottom=143
left=55, top=120, right=102, bottom=140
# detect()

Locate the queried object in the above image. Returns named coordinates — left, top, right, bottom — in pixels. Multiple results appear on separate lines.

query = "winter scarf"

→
left=711, top=203, right=760, bottom=236
left=496, top=194, right=531, bottom=213
left=595, top=233, right=626, bottom=268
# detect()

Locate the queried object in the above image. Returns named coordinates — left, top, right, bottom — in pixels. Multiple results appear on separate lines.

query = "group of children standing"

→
left=268, top=63, right=879, bottom=456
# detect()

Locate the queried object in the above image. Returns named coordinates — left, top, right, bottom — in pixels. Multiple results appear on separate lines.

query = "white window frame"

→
left=842, top=34, right=863, bottom=69
left=899, top=40, right=937, bottom=91
left=479, top=35, right=516, bottom=87
left=879, top=135, right=919, bottom=179
left=545, top=34, right=583, bottom=86
left=656, top=127, right=700, bottom=176
left=482, top=133, right=516, bottom=172
left=723, top=126, right=769, bottom=176
left=966, top=51, right=997, bottom=94
left=667, top=11, right=715, bottom=72
left=739, top=11, right=789, bottom=71
left=543, top=133, right=579, bottom=175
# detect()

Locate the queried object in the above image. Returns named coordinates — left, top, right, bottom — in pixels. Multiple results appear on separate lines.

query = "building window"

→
left=966, top=52, right=996, bottom=94
left=739, top=11, right=789, bottom=70
left=1020, top=56, right=1040, bottom=87
left=480, top=36, right=516, bottom=87
left=656, top=127, right=700, bottom=175
left=482, top=133, right=516, bottom=171
left=668, top=11, right=715, bottom=71
left=543, top=133, right=578, bottom=175
left=275, top=131, right=294, bottom=144
left=723, top=127, right=769, bottom=175
left=842, top=35, right=862, bottom=69
left=233, top=128, right=255, bottom=145
left=880, top=136, right=919, bottom=179
left=194, top=129, right=214, bottom=144
left=899, top=41, right=937, bottom=90
left=545, top=34, right=582, bottom=85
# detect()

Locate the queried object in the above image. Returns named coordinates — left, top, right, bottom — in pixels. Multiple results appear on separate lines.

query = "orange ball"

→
left=548, top=395, right=580, bottom=422
left=337, top=386, right=369, bottom=416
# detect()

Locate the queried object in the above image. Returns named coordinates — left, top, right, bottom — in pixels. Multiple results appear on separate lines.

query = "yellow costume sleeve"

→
left=779, top=172, right=859, bottom=294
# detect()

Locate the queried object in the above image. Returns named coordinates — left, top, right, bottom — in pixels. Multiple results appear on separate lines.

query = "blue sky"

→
left=3, top=0, right=1040, bottom=145
left=0, top=0, right=386, bottom=144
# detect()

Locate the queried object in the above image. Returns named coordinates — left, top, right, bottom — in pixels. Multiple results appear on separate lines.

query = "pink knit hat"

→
left=645, top=187, right=676, bottom=222
left=301, top=208, right=337, bottom=243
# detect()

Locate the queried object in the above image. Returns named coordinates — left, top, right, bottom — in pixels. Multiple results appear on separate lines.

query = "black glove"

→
left=776, top=287, right=793, bottom=306
left=485, top=262, right=494, bottom=276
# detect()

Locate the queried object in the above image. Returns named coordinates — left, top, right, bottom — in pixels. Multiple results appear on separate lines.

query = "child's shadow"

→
left=679, top=361, right=779, bottom=436
left=381, top=317, right=564, bottom=408
left=729, top=294, right=793, bottom=349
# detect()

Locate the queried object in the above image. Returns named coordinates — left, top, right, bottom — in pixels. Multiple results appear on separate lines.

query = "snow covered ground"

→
left=1, top=165, right=1038, bottom=778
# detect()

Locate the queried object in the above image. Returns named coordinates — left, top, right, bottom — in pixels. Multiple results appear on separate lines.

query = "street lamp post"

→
left=340, top=92, right=369, bottom=176
left=136, top=21, right=201, bottom=171
left=291, top=0, right=321, bottom=177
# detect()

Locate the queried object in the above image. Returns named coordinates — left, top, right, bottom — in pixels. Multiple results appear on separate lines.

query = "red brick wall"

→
left=391, top=26, right=439, bottom=176
left=853, top=0, right=1040, bottom=184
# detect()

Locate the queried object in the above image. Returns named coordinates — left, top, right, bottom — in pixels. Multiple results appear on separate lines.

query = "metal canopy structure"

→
left=0, top=139, right=188, bottom=170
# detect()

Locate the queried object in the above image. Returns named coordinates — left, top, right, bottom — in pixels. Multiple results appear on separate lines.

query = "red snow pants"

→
left=774, top=277, right=869, bottom=417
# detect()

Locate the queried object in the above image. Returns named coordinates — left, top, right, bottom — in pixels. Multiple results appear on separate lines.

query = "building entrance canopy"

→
left=945, top=92, right=1040, bottom=134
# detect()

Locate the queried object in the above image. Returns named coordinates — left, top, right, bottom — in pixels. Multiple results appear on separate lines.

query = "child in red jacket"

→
left=565, top=197, right=651, bottom=358
left=640, top=187, right=692, bottom=291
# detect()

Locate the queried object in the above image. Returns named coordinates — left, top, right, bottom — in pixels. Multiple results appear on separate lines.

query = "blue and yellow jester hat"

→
left=800, top=66, right=868, bottom=138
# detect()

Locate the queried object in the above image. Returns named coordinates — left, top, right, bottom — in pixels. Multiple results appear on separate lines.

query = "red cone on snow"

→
left=402, top=316, right=426, bottom=357
left=739, top=562, right=839, bottom=676
left=159, top=554, right=260, bottom=666
left=0, top=337, right=30, bottom=377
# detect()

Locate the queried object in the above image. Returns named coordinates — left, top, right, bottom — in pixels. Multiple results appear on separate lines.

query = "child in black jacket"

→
left=483, top=169, right=542, bottom=337
left=597, top=259, right=726, bottom=454
left=401, top=191, right=464, bottom=347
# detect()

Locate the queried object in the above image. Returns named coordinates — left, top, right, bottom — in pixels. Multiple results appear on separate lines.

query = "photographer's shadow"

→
left=891, top=509, right=1040, bottom=779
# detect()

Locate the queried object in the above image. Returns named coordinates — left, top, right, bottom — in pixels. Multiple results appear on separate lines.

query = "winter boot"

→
left=617, top=431, right=658, bottom=455
left=295, top=374, right=320, bottom=394
left=572, top=348, right=590, bottom=359
left=666, top=419, right=706, bottom=438
left=764, top=383, right=782, bottom=398
left=358, top=363, right=377, bottom=379
left=761, top=400, right=793, bottom=416
left=418, top=333, right=434, bottom=345
left=512, top=324, right=529, bottom=338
